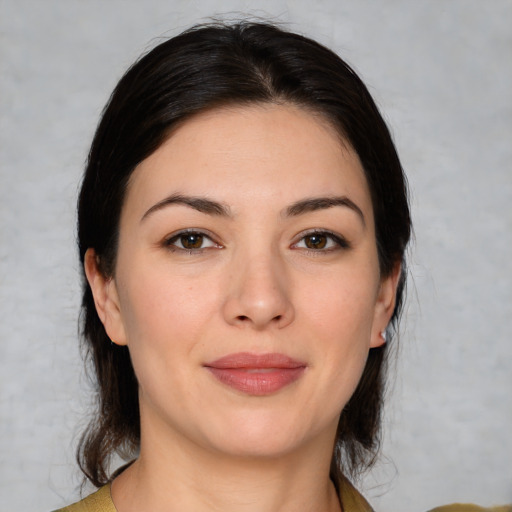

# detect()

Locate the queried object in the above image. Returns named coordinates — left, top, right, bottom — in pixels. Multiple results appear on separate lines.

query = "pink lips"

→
left=204, top=352, right=306, bottom=396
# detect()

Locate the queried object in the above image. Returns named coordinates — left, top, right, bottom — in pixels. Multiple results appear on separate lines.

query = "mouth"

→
left=204, top=352, right=307, bottom=396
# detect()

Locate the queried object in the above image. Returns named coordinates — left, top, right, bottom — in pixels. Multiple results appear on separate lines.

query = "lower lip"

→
left=206, top=367, right=305, bottom=395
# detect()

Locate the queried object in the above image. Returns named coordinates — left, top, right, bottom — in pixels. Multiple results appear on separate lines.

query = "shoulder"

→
left=339, top=477, right=374, bottom=512
left=428, top=505, right=512, bottom=512
left=52, top=485, right=116, bottom=512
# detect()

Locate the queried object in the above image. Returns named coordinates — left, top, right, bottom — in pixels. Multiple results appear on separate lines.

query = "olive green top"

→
left=429, top=507, right=512, bottom=512
left=54, top=485, right=114, bottom=512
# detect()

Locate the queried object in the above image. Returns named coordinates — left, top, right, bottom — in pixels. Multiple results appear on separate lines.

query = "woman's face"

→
left=87, top=104, right=397, bottom=460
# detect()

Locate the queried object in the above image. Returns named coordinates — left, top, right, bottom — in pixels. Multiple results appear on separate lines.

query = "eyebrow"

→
left=284, top=196, right=365, bottom=226
left=141, top=193, right=231, bottom=222
left=141, top=193, right=365, bottom=226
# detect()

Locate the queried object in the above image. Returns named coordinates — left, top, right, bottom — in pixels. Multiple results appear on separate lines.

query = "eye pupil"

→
left=305, top=234, right=327, bottom=249
left=181, top=233, right=203, bottom=249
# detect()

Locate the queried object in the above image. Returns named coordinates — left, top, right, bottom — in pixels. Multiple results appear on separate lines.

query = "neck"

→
left=111, top=416, right=341, bottom=512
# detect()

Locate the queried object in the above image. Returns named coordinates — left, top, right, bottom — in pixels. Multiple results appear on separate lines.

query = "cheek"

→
left=304, top=272, right=378, bottom=341
left=300, top=270, right=378, bottom=395
left=116, top=278, right=206, bottom=406
left=115, top=267, right=222, bottom=388
left=119, top=262, right=216, bottom=334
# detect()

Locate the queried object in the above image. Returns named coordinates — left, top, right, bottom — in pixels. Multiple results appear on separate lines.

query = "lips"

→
left=204, top=352, right=306, bottom=396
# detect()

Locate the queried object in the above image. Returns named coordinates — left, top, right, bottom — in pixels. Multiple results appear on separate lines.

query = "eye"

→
left=293, top=231, right=349, bottom=251
left=165, top=230, right=220, bottom=251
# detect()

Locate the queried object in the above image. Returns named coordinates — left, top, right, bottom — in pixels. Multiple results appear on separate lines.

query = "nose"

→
left=222, top=249, right=295, bottom=330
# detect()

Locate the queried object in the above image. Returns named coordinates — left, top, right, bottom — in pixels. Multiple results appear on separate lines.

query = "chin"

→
left=198, top=407, right=334, bottom=460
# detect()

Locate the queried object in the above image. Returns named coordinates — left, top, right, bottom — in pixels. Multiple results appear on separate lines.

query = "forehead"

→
left=125, top=104, right=372, bottom=218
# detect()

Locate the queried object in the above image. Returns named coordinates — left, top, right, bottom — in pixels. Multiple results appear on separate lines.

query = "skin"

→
left=85, top=104, right=399, bottom=512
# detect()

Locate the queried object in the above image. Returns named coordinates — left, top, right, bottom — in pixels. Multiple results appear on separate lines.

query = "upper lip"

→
left=204, top=352, right=306, bottom=369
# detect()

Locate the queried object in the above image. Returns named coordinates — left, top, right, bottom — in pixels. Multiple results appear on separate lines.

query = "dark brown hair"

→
left=77, top=20, right=411, bottom=487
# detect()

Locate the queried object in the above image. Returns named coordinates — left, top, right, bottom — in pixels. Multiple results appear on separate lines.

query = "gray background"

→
left=1, top=1, right=511, bottom=511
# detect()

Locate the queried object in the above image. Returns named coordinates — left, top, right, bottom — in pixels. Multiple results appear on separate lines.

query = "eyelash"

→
left=163, top=229, right=221, bottom=254
left=292, top=230, right=350, bottom=253
left=163, top=229, right=350, bottom=254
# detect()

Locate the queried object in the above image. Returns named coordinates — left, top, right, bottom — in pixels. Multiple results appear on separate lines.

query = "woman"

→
left=58, top=21, right=411, bottom=512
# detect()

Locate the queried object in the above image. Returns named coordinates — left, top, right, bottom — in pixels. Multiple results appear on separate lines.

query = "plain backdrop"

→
left=0, top=1, right=511, bottom=511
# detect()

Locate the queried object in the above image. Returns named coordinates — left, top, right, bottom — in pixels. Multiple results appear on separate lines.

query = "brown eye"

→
left=166, top=231, right=218, bottom=251
left=180, top=233, right=204, bottom=249
left=304, top=234, right=328, bottom=249
left=293, top=231, right=349, bottom=252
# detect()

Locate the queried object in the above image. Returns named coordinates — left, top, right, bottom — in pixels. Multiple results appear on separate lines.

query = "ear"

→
left=370, top=263, right=402, bottom=348
left=84, top=248, right=127, bottom=346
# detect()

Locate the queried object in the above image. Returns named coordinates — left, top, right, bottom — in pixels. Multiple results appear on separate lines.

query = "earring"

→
left=380, top=330, right=387, bottom=343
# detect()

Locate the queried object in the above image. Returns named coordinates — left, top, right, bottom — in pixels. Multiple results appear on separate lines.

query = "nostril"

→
left=236, top=314, right=283, bottom=323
